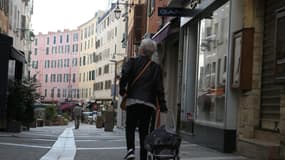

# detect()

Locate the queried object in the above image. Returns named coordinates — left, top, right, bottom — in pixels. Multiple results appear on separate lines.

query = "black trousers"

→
left=126, top=104, right=153, bottom=160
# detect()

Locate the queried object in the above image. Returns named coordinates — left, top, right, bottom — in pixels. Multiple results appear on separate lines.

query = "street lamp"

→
left=114, top=0, right=133, bottom=59
left=114, top=0, right=133, bottom=20
left=16, top=28, right=35, bottom=41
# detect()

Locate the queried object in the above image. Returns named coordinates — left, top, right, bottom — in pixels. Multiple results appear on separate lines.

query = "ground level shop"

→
left=179, top=0, right=244, bottom=152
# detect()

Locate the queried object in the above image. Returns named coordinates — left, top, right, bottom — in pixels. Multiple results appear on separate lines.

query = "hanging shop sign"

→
left=158, top=7, right=198, bottom=17
left=158, top=0, right=201, bottom=17
left=189, top=0, right=202, bottom=9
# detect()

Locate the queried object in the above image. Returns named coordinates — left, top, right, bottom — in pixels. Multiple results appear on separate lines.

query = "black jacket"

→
left=119, top=55, right=167, bottom=112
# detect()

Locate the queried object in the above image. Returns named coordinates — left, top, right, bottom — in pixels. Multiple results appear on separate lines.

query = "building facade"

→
left=8, top=0, right=34, bottom=78
left=179, top=0, right=237, bottom=152
left=0, top=0, right=9, bottom=33
left=126, top=0, right=147, bottom=57
left=31, top=29, right=80, bottom=103
left=78, top=11, right=104, bottom=101
left=0, top=0, right=33, bottom=130
left=94, top=4, right=126, bottom=107
left=237, top=0, right=285, bottom=159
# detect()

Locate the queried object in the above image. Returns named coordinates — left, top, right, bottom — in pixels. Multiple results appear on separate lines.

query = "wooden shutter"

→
left=133, top=4, right=146, bottom=44
left=260, top=0, right=285, bottom=132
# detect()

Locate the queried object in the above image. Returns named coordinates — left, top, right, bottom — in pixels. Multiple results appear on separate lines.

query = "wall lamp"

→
left=16, top=28, right=35, bottom=41
left=114, top=0, right=134, bottom=20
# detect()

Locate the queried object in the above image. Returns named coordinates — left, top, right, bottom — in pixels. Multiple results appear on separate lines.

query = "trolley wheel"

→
left=147, top=153, right=152, bottom=160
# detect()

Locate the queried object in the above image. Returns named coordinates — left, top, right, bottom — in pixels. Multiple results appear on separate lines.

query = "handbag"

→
left=120, top=60, right=152, bottom=110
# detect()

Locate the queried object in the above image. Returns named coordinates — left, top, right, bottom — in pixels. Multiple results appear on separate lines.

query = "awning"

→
left=59, top=103, right=77, bottom=110
left=10, top=47, right=26, bottom=63
left=152, top=20, right=180, bottom=44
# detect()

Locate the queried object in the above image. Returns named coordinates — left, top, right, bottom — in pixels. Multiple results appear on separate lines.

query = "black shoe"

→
left=124, top=149, right=135, bottom=160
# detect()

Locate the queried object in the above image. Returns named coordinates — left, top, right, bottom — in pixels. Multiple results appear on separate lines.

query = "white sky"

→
left=32, top=0, right=111, bottom=34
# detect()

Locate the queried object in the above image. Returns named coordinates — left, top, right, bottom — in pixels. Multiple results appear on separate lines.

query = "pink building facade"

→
left=31, top=29, right=80, bottom=103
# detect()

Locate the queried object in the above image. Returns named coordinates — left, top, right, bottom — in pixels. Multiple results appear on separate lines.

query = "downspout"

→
left=176, top=26, right=184, bottom=134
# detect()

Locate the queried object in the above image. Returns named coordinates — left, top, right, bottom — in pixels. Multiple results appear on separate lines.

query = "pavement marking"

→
left=75, top=139, right=98, bottom=142
left=75, top=135, right=124, bottom=138
left=75, top=139, right=124, bottom=142
left=77, top=146, right=140, bottom=150
left=0, top=142, right=51, bottom=149
left=20, top=132, right=59, bottom=137
left=182, top=156, right=247, bottom=160
left=180, top=144, right=199, bottom=147
left=40, top=128, right=76, bottom=160
left=32, top=139, right=56, bottom=142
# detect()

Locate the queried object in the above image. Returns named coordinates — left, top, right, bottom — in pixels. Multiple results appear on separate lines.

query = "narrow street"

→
left=0, top=123, right=249, bottom=160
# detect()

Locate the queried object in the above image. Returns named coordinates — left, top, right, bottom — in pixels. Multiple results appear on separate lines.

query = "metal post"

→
left=124, top=3, right=129, bottom=59
left=112, top=45, right=117, bottom=105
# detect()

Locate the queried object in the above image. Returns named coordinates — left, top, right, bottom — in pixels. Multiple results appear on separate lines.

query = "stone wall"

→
left=0, top=11, right=8, bottom=33
left=280, top=94, right=285, bottom=159
left=238, top=0, right=264, bottom=139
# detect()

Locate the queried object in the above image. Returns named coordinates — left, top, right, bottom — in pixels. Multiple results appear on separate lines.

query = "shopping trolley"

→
left=144, top=126, right=181, bottom=160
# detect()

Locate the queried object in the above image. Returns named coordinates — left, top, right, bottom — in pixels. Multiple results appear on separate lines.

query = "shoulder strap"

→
left=130, top=60, right=152, bottom=87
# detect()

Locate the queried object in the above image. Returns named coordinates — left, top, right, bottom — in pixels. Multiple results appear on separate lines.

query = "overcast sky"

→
left=32, top=0, right=111, bottom=34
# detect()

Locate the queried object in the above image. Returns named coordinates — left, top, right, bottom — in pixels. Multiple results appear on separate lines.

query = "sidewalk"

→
left=0, top=124, right=250, bottom=160
left=179, top=141, right=249, bottom=160
left=117, top=126, right=250, bottom=160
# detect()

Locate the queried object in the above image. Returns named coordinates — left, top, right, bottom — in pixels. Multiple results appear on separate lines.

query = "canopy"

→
left=59, top=103, right=76, bottom=110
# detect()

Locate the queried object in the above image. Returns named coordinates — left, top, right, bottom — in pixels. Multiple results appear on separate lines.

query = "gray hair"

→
left=139, top=38, right=157, bottom=57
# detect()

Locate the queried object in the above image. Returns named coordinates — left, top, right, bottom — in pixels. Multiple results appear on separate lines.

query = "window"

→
left=89, top=71, right=92, bottom=81
left=84, top=28, right=87, bottom=38
left=51, top=88, right=55, bottom=98
left=44, top=89, right=47, bottom=97
left=45, top=74, right=48, bottom=82
left=53, top=36, right=56, bottom=44
left=60, top=35, right=63, bottom=44
left=47, top=37, right=50, bottom=45
left=92, top=70, right=95, bottom=80
left=34, top=39, right=38, bottom=46
left=73, top=33, right=78, bottom=42
left=98, top=67, right=102, bottom=76
left=57, top=88, right=61, bottom=98
left=34, top=48, right=37, bottom=55
left=196, top=2, right=229, bottom=124
left=83, top=56, right=86, bottom=66
left=32, top=61, right=38, bottom=69
left=104, top=64, right=109, bottom=74
left=46, top=47, right=49, bottom=55
left=105, top=80, right=112, bottom=89
left=72, top=73, right=76, bottom=83
left=66, top=34, right=69, bottom=43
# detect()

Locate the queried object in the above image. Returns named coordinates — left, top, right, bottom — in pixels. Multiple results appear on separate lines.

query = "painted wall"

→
left=31, top=29, right=80, bottom=102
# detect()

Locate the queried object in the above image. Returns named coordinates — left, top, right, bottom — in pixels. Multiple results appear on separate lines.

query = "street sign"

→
left=158, top=7, right=198, bottom=17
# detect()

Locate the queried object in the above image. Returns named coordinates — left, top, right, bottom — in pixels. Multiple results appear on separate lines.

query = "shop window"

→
left=196, top=2, right=230, bottom=124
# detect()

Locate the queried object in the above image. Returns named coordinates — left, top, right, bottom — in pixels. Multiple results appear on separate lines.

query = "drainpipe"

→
left=176, top=27, right=184, bottom=134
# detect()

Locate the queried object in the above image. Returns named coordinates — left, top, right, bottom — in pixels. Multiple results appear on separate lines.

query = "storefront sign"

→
left=158, top=7, right=197, bottom=17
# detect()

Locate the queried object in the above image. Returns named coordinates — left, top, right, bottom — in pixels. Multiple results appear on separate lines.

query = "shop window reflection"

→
left=196, top=2, right=230, bottom=124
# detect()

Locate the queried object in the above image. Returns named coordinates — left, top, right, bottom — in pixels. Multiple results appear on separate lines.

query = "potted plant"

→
left=7, top=76, right=40, bottom=132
